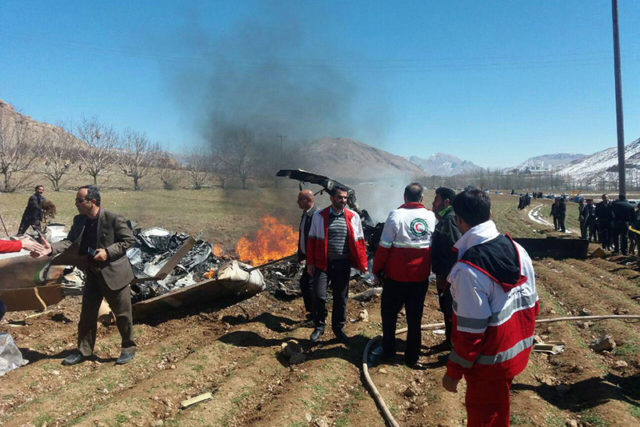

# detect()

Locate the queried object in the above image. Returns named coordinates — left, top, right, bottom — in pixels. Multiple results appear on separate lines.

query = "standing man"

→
left=578, top=199, right=587, bottom=239
left=550, top=199, right=559, bottom=231
left=557, top=198, right=567, bottom=233
left=306, top=185, right=368, bottom=343
left=442, top=189, right=539, bottom=426
left=40, top=185, right=137, bottom=365
left=595, top=194, right=614, bottom=250
left=611, top=194, right=635, bottom=255
left=18, top=185, right=45, bottom=235
left=296, top=189, right=318, bottom=322
left=430, top=187, right=461, bottom=349
left=372, top=183, right=436, bottom=366
left=584, top=199, right=597, bottom=242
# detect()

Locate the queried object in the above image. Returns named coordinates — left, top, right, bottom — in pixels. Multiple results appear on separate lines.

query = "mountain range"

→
left=409, top=153, right=483, bottom=176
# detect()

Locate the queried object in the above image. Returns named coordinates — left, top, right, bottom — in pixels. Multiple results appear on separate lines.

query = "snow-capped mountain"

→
left=409, top=153, right=483, bottom=176
left=557, top=137, right=640, bottom=183
left=514, top=153, right=586, bottom=172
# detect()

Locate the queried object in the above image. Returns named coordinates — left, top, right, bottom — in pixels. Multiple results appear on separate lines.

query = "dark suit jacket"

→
left=51, top=209, right=135, bottom=290
left=297, top=205, right=318, bottom=262
left=19, top=194, right=44, bottom=231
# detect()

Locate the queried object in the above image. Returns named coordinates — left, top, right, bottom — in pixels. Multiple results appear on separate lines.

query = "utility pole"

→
left=612, top=0, right=626, bottom=198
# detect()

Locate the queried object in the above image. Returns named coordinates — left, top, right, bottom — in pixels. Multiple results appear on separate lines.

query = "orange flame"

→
left=235, top=215, right=297, bottom=266
left=212, top=244, right=224, bottom=257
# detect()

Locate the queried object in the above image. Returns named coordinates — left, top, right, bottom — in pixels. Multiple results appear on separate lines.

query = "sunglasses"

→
left=75, top=198, right=91, bottom=203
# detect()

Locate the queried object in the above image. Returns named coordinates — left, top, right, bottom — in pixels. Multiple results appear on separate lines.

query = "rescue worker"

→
left=611, top=194, right=634, bottom=255
left=0, top=238, right=45, bottom=321
left=442, top=189, right=539, bottom=426
left=595, top=194, right=614, bottom=250
left=296, top=189, right=318, bottom=322
left=372, top=182, right=436, bottom=366
left=306, top=185, right=368, bottom=344
left=430, top=187, right=461, bottom=348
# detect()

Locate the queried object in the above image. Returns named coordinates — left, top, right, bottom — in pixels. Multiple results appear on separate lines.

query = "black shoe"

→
left=62, top=352, right=85, bottom=366
left=116, top=350, right=135, bottom=365
left=334, top=329, right=349, bottom=344
left=310, top=327, right=324, bottom=343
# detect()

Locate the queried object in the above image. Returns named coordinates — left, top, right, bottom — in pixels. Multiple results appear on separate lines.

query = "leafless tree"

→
left=75, top=117, right=117, bottom=186
left=117, top=129, right=160, bottom=191
left=0, top=111, right=41, bottom=192
left=185, top=152, right=210, bottom=190
left=41, top=127, right=79, bottom=191
left=157, top=152, right=181, bottom=190
left=211, top=127, right=256, bottom=190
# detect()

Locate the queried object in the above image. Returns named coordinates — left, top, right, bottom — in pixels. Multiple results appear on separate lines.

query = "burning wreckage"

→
left=0, top=170, right=382, bottom=318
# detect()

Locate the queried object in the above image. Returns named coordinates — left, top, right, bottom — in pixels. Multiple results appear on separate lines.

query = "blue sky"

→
left=1, top=0, right=638, bottom=168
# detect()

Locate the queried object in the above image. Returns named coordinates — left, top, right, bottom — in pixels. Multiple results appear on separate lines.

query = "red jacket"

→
left=306, top=207, right=368, bottom=272
left=372, top=202, right=436, bottom=282
left=0, top=239, right=22, bottom=253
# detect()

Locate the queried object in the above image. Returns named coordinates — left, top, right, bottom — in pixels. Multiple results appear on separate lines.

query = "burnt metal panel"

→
left=513, top=238, right=589, bottom=260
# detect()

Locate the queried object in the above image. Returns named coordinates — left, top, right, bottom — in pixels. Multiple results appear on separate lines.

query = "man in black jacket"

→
left=584, top=199, right=597, bottom=242
left=430, top=187, right=461, bottom=347
left=18, top=185, right=45, bottom=235
left=611, top=194, right=635, bottom=255
left=595, top=194, right=614, bottom=250
left=296, top=189, right=318, bottom=321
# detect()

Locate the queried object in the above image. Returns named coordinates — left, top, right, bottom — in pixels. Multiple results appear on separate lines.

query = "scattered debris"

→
left=281, top=340, right=306, bottom=365
left=591, top=247, right=606, bottom=258
left=403, top=385, right=418, bottom=398
left=579, top=307, right=591, bottom=316
left=180, top=392, right=213, bottom=409
left=532, top=341, right=565, bottom=355
left=0, top=333, right=28, bottom=376
left=613, top=307, right=629, bottom=315
left=590, top=335, right=616, bottom=353
left=432, top=329, right=445, bottom=335
left=358, top=309, right=369, bottom=322
left=536, top=374, right=557, bottom=386
left=565, top=419, right=579, bottom=427
left=351, top=287, right=382, bottom=301
left=578, top=321, right=594, bottom=329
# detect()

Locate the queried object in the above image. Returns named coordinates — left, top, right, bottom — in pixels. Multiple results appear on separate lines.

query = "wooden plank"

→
left=0, top=285, right=65, bottom=311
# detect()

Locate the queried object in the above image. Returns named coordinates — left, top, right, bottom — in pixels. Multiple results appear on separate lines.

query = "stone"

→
left=313, top=416, right=330, bottom=427
left=591, top=247, right=606, bottom=258
left=403, top=386, right=417, bottom=398
left=614, top=307, right=629, bottom=315
left=565, top=419, right=578, bottom=427
left=579, top=307, right=591, bottom=316
left=590, top=335, right=616, bottom=352
left=379, top=368, right=388, bottom=374
left=614, top=360, right=628, bottom=368
left=358, top=309, right=369, bottom=322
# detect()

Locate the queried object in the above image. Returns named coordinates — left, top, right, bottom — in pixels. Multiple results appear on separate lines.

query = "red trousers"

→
left=465, top=372, right=513, bottom=427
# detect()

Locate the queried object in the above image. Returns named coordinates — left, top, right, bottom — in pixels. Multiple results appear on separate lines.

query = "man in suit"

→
left=41, top=185, right=136, bottom=365
left=297, top=189, right=318, bottom=322
left=18, top=185, right=45, bottom=235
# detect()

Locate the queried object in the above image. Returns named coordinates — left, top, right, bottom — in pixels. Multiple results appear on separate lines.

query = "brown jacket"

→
left=51, top=209, right=135, bottom=290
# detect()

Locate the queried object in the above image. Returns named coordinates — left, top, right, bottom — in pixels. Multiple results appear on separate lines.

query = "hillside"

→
left=409, top=153, right=483, bottom=176
left=299, top=137, right=424, bottom=183
left=514, top=153, right=586, bottom=172
left=0, top=99, right=82, bottom=148
left=557, top=137, right=640, bottom=184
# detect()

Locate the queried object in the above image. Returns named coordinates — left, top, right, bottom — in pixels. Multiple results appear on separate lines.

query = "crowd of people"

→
left=297, top=184, right=538, bottom=425
left=578, top=193, right=640, bottom=255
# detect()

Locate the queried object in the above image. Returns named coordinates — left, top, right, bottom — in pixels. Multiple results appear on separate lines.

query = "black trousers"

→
left=612, top=221, right=629, bottom=254
left=580, top=220, right=586, bottom=239
left=312, top=259, right=350, bottom=333
left=557, top=215, right=566, bottom=232
left=438, top=285, right=453, bottom=345
left=598, top=222, right=611, bottom=249
left=381, top=278, right=428, bottom=366
left=553, top=216, right=559, bottom=231
left=77, top=271, right=136, bottom=357
left=299, top=269, right=313, bottom=314
left=586, top=222, right=597, bottom=241
left=0, top=299, right=5, bottom=321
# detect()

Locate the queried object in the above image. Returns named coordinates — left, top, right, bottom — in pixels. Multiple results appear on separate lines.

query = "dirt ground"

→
left=1, top=191, right=640, bottom=426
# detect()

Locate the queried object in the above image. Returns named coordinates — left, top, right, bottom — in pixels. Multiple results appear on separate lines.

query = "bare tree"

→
left=185, top=152, right=210, bottom=190
left=41, top=127, right=79, bottom=191
left=0, top=111, right=41, bottom=192
left=75, top=117, right=117, bottom=186
left=117, top=129, right=159, bottom=191
left=212, top=127, right=256, bottom=190
left=157, top=152, right=181, bottom=190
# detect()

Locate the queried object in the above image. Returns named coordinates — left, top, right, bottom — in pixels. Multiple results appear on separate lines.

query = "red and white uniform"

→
left=0, top=239, right=22, bottom=253
left=446, top=220, right=538, bottom=426
left=372, top=202, right=436, bottom=282
left=306, top=207, right=368, bottom=272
